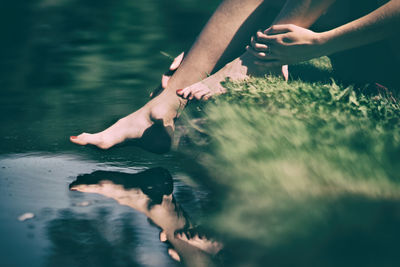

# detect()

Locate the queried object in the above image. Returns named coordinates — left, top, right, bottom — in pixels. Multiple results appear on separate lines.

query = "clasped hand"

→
left=246, top=24, right=325, bottom=67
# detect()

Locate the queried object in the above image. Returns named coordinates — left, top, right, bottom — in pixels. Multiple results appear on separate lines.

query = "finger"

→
left=251, top=36, right=269, bottom=52
left=282, top=65, right=289, bottom=81
left=255, top=31, right=277, bottom=43
left=264, top=24, right=293, bottom=35
left=161, top=75, right=170, bottom=89
left=246, top=45, right=276, bottom=60
left=170, top=52, right=184, bottom=70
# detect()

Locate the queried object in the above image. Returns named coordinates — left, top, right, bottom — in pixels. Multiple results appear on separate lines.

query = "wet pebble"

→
left=75, top=201, right=91, bottom=207
left=18, top=212, right=35, bottom=222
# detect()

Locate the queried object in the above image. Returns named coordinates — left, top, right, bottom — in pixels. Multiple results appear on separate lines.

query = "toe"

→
left=70, top=133, right=110, bottom=149
left=70, top=184, right=97, bottom=193
left=70, top=133, right=91, bottom=145
left=202, top=93, right=213, bottom=101
left=182, top=87, right=192, bottom=99
left=194, top=89, right=210, bottom=100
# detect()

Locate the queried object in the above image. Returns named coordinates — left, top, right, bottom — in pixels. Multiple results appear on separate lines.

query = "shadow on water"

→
left=45, top=209, right=142, bottom=267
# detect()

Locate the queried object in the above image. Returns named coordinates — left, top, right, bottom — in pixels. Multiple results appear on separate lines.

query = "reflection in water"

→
left=1, top=154, right=207, bottom=267
left=0, top=0, right=220, bottom=266
left=69, top=168, right=222, bottom=267
left=45, top=208, right=142, bottom=267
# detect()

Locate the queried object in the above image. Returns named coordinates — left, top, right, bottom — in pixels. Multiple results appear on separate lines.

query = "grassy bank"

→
left=180, top=57, right=400, bottom=266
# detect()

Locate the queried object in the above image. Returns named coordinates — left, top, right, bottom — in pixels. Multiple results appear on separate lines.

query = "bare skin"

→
left=248, top=0, right=400, bottom=68
left=70, top=0, right=328, bottom=150
left=70, top=0, right=284, bottom=152
left=178, top=0, right=400, bottom=99
left=70, top=173, right=221, bottom=266
left=70, top=0, right=399, bottom=152
left=177, top=0, right=336, bottom=100
left=177, top=54, right=288, bottom=101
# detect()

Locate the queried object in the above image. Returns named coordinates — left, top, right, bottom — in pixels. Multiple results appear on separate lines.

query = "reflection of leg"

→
left=70, top=0, right=284, bottom=152
left=69, top=169, right=217, bottom=266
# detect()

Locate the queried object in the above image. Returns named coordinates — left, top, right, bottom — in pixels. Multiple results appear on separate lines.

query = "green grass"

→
left=179, top=57, right=400, bottom=266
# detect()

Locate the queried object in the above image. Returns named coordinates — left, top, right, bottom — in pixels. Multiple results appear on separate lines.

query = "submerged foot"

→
left=177, top=52, right=288, bottom=101
left=70, top=94, right=182, bottom=153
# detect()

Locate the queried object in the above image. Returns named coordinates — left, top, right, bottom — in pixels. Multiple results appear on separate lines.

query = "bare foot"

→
left=177, top=52, right=288, bottom=101
left=175, top=228, right=223, bottom=256
left=70, top=92, right=184, bottom=154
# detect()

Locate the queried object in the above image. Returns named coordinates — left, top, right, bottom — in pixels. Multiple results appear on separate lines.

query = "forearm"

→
left=272, top=0, right=336, bottom=28
left=319, top=0, right=400, bottom=55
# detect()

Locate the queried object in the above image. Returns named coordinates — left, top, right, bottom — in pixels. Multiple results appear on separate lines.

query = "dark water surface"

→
left=0, top=1, right=218, bottom=266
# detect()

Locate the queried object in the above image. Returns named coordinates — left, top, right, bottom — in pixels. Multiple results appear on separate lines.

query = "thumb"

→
left=281, top=65, right=289, bottom=81
left=170, top=52, right=184, bottom=70
left=264, top=24, right=291, bottom=35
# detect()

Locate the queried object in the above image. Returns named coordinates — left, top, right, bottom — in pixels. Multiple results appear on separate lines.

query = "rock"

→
left=18, top=212, right=35, bottom=222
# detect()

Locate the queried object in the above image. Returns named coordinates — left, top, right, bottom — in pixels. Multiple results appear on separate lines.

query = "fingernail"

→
left=70, top=187, right=77, bottom=191
left=70, top=136, right=77, bottom=139
left=176, top=89, right=183, bottom=94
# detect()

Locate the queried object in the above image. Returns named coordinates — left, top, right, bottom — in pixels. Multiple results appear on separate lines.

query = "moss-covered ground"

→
left=179, top=57, right=400, bottom=266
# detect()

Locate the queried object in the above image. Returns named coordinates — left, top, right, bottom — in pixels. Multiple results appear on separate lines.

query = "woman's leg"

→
left=70, top=0, right=284, bottom=153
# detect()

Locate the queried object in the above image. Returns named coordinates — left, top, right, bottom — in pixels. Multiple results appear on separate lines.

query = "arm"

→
left=248, top=0, right=400, bottom=66
left=320, top=0, right=400, bottom=55
left=272, top=0, right=337, bottom=28
left=245, top=0, right=336, bottom=70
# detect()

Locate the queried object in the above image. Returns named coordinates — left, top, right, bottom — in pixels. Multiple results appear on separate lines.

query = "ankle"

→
left=150, top=91, right=187, bottom=115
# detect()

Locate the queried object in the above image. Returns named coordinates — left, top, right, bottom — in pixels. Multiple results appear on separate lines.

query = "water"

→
left=0, top=1, right=218, bottom=266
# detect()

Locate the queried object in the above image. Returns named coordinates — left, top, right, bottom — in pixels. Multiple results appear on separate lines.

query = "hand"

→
left=246, top=24, right=325, bottom=67
left=150, top=52, right=184, bottom=98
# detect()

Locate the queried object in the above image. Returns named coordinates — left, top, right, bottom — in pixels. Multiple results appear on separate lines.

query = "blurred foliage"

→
left=181, top=58, right=400, bottom=266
